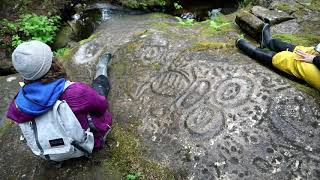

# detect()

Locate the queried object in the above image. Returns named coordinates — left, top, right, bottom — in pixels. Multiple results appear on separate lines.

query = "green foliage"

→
left=158, top=0, right=166, bottom=6
left=0, top=14, right=61, bottom=48
left=19, top=14, right=61, bottom=43
left=11, top=35, right=23, bottom=47
left=208, top=16, right=231, bottom=30
left=0, top=19, right=18, bottom=32
left=238, top=0, right=251, bottom=8
left=126, top=172, right=143, bottom=180
left=174, top=2, right=183, bottom=9
left=237, top=33, right=245, bottom=39
left=54, top=48, right=70, bottom=58
left=176, top=17, right=194, bottom=26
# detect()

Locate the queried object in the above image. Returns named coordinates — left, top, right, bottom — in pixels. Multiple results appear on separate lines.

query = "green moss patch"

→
left=149, top=12, right=171, bottom=19
left=199, top=16, right=236, bottom=36
left=79, top=34, right=97, bottom=45
left=117, top=0, right=167, bottom=9
left=104, top=123, right=174, bottom=179
left=273, top=33, right=320, bottom=47
left=0, top=119, right=14, bottom=138
left=273, top=2, right=298, bottom=13
left=293, top=83, right=320, bottom=98
left=193, top=41, right=234, bottom=51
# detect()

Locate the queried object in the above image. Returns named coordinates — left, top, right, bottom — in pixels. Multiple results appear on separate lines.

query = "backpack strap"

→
left=71, top=141, right=91, bottom=158
left=87, top=114, right=98, bottom=132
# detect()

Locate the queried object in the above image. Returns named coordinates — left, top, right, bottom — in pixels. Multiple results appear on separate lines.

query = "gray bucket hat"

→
left=12, top=40, right=53, bottom=80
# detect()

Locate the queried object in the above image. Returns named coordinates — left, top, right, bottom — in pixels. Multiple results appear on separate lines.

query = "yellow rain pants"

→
left=272, top=46, right=320, bottom=90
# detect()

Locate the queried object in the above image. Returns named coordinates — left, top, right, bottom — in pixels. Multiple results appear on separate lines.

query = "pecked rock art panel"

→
left=123, top=49, right=320, bottom=179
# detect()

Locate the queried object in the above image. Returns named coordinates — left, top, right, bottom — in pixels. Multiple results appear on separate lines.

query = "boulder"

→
left=0, top=74, right=20, bottom=124
left=2, top=12, right=320, bottom=179
left=52, top=24, right=75, bottom=50
left=270, top=19, right=300, bottom=34
left=251, top=6, right=294, bottom=25
left=235, top=10, right=265, bottom=40
left=0, top=59, right=15, bottom=76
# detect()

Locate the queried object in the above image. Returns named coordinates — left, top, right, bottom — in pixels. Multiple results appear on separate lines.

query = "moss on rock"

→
left=273, top=33, right=320, bottom=47
left=117, top=0, right=168, bottom=9
left=0, top=119, right=13, bottom=139
left=272, top=2, right=298, bottom=14
left=104, top=123, right=175, bottom=179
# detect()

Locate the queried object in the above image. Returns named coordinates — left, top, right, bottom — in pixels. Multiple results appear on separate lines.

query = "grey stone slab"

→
left=271, top=19, right=301, bottom=34
left=251, top=6, right=294, bottom=25
left=235, top=10, right=265, bottom=40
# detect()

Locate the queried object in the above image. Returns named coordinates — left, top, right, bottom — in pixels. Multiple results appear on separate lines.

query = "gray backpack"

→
left=18, top=81, right=94, bottom=162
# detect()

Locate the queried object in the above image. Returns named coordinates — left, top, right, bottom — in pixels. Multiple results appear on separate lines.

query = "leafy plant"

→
left=0, top=19, right=18, bottom=32
left=238, top=0, right=251, bottom=8
left=0, top=14, right=61, bottom=48
left=158, top=0, right=166, bottom=6
left=176, top=17, right=194, bottom=26
left=174, top=2, right=183, bottom=9
left=54, top=48, right=70, bottom=58
left=11, top=35, right=23, bottom=47
left=19, top=14, right=61, bottom=43
left=126, top=172, right=143, bottom=180
left=208, top=16, right=231, bottom=30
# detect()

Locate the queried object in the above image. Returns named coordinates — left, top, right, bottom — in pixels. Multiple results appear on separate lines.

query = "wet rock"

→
left=2, top=12, right=320, bottom=179
left=270, top=19, right=300, bottom=34
left=251, top=0, right=296, bottom=8
left=235, top=10, right=265, bottom=40
left=251, top=0, right=273, bottom=8
left=52, top=24, right=76, bottom=49
left=0, top=74, right=20, bottom=123
left=270, top=1, right=299, bottom=14
left=0, top=60, right=15, bottom=76
left=251, top=6, right=294, bottom=25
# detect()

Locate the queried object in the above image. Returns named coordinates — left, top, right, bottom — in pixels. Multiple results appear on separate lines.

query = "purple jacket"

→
left=6, top=82, right=112, bottom=149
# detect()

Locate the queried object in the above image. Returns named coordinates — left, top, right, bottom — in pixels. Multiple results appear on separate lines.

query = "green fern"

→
left=176, top=17, right=194, bottom=26
left=1, top=14, right=61, bottom=47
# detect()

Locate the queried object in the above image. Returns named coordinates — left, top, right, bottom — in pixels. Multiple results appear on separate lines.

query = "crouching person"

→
left=6, top=40, right=112, bottom=162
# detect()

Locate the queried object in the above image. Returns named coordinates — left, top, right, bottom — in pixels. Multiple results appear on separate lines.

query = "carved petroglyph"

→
left=135, top=33, right=171, bottom=64
left=269, top=89, right=320, bottom=151
left=213, top=77, right=254, bottom=108
left=128, top=48, right=320, bottom=178
left=151, top=71, right=190, bottom=97
left=139, top=46, right=167, bottom=62
left=74, top=40, right=103, bottom=64
left=181, top=104, right=225, bottom=136
left=176, top=80, right=210, bottom=108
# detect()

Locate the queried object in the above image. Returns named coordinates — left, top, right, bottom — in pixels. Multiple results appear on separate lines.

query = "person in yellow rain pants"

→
left=236, top=23, right=320, bottom=90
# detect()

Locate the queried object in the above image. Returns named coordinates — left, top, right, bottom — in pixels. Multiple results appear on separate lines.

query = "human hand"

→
left=295, top=50, right=316, bottom=63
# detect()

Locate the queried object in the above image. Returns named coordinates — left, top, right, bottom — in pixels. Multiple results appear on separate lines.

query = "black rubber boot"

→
left=92, top=53, right=112, bottom=97
left=92, top=75, right=111, bottom=97
left=95, top=53, right=112, bottom=79
left=268, top=39, right=296, bottom=52
left=260, top=24, right=296, bottom=52
left=260, top=23, right=272, bottom=49
left=236, top=38, right=276, bottom=67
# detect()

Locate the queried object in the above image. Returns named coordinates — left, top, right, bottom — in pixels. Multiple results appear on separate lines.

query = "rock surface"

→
left=251, top=6, right=294, bottom=25
left=1, top=10, right=320, bottom=180
left=235, top=10, right=264, bottom=40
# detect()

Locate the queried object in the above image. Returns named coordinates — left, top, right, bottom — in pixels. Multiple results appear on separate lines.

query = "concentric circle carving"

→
left=214, top=77, right=254, bottom=107
left=181, top=105, right=224, bottom=136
